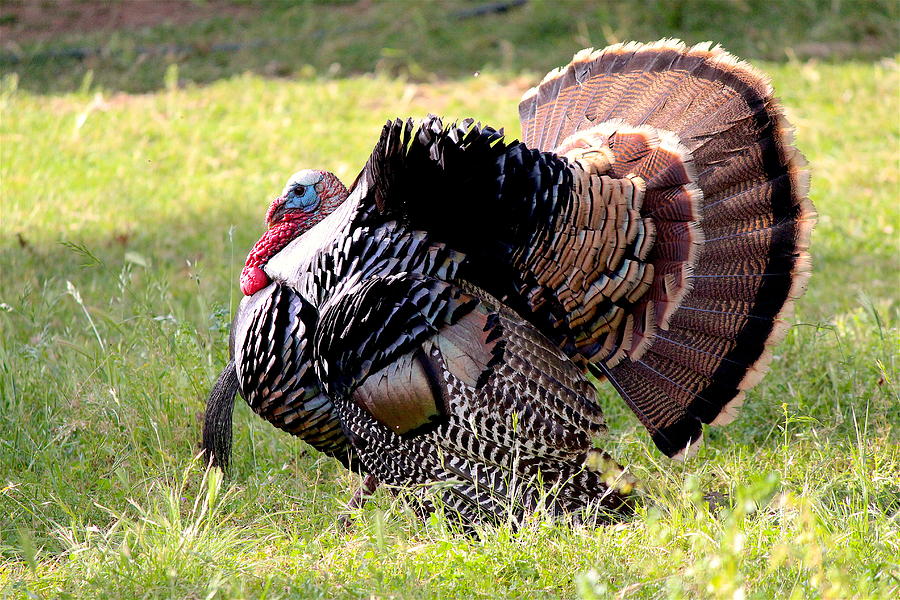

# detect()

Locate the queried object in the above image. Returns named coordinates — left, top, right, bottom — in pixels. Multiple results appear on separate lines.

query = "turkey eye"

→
left=292, top=185, right=306, bottom=196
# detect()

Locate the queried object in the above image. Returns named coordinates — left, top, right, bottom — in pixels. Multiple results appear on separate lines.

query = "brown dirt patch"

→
left=0, top=0, right=258, bottom=45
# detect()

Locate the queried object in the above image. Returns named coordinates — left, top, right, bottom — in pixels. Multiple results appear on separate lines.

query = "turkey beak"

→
left=266, top=196, right=288, bottom=228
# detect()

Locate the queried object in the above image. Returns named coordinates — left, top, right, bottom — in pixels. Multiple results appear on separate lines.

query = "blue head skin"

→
left=282, top=171, right=322, bottom=210
left=266, top=169, right=325, bottom=225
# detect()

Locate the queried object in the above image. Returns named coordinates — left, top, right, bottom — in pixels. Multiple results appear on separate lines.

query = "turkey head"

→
left=240, top=169, right=349, bottom=296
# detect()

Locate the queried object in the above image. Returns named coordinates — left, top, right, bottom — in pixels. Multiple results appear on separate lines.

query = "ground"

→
left=0, top=0, right=257, bottom=43
left=0, top=1, right=898, bottom=598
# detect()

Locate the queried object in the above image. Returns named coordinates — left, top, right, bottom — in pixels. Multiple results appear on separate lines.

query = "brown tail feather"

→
left=520, top=40, right=815, bottom=458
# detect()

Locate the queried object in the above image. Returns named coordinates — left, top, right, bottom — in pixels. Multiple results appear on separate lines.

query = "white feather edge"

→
left=520, top=38, right=816, bottom=442
left=715, top=117, right=816, bottom=420
left=520, top=38, right=776, bottom=107
left=555, top=118, right=706, bottom=367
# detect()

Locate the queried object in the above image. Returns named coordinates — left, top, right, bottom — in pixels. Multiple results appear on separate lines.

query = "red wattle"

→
left=240, top=266, right=270, bottom=296
left=239, top=221, right=301, bottom=296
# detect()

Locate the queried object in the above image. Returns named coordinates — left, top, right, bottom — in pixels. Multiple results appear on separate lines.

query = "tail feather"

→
left=520, top=40, right=815, bottom=457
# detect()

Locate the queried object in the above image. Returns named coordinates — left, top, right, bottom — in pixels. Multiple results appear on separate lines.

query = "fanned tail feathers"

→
left=520, top=39, right=815, bottom=457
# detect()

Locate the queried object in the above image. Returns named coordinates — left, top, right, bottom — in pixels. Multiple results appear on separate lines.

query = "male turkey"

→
left=203, top=40, right=815, bottom=525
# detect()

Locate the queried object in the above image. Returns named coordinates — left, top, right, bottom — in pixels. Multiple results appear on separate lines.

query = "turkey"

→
left=202, top=40, right=815, bottom=525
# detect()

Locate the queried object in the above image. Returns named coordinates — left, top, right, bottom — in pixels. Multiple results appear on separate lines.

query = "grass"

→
left=1, top=1, right=899, bottom=598
left=2, top=0, right=897, bottom=93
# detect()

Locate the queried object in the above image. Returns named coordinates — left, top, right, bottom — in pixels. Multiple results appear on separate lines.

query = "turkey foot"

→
left=340, top=474, right=380, bottom=528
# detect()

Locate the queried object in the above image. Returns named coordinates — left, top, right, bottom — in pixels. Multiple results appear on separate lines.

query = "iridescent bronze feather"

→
left=202, top=39, right=814, bottom=524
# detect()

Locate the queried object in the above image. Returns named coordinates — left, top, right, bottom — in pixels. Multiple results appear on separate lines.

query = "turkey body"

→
left=203, top=40, right=814, bottom=526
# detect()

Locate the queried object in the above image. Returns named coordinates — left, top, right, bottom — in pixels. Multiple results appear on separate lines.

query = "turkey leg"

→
left=341, top=474, right=379, bottom=527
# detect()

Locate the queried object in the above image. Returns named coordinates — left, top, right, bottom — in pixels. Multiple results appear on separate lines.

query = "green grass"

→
left=1, top=2, right=899, bottom=598
left=2, top=0, right=897, bottom=93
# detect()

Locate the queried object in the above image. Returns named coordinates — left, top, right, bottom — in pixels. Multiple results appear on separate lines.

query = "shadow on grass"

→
left=1, top=0, right=897, bottom=95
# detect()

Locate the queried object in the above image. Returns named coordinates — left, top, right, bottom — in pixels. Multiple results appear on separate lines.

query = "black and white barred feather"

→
left=203, top=39, right=813, bottom=524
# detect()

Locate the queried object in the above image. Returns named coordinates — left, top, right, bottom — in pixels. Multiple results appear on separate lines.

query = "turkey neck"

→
left=243, top=194, right=359, bottom=297
left=244, top=220, right=303, bottom=270
left=262, top=194, right=360, bottom=295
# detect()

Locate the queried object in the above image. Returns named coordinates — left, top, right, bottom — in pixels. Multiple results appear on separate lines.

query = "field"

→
left=1, top=1, right=898, bottom=598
